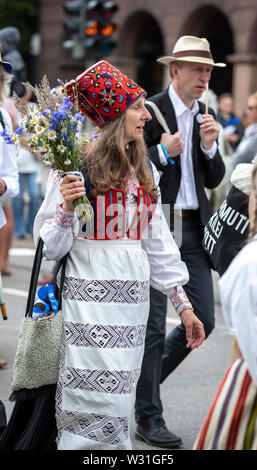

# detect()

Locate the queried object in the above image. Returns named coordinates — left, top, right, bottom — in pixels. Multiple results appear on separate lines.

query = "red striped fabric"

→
left=194, top=361, right=234, bottom=450
left=193, top=358, right=257, bottom=450
left=226, top=369, right=252, bottom=449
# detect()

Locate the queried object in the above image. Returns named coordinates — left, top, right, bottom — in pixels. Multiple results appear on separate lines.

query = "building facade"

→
left=39, top=0, right=257, bottom=116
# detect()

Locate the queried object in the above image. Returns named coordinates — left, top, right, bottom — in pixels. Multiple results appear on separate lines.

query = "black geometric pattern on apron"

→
left=59, top=409, right=129, bottom=445
left=63, top=366, right=141, bottom=394
left=63, top=278, right=149, bottom=303
left=64, top=321, right=147, bottom=348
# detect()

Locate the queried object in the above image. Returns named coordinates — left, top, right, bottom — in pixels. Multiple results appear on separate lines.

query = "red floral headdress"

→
left=64, top=60, right=146, bottom=127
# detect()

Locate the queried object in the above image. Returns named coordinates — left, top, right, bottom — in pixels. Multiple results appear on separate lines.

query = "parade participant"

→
left=232, top=91, right=257, bottom=168
left=0, top=53, right=18, bottom=431
left=33, top=60, right=205, bottom=450
left=194, top=162, right=257, bottom=450
left=135, top=36, right=225, bottom=448
left=216, top=93, right=244, bottom=150
left=0, top=53, right=19, bottom=275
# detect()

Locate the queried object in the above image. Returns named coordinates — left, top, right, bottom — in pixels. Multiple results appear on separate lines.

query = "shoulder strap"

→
left=0, top=110, right=6, bottom=129
left=145, top=100, right=170, bottom=134
left=25, top=238, right=67, bottom=317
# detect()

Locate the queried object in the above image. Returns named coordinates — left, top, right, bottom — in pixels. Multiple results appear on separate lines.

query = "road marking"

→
left=10, top=248, right=35, bottom=256
left=3, top=287, right=28, bottom=298
left=166, top=317, right=181, bottom=325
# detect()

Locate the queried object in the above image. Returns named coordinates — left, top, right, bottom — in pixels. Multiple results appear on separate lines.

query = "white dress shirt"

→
left=0, top=107, right=19, bottom=228
left=158, top=84, right=217, bottom=209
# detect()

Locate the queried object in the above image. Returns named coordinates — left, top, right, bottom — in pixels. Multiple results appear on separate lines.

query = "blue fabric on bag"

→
left=33, top=284, right=59, bottom=321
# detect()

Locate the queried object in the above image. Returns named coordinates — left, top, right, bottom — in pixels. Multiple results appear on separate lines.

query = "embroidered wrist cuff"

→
left=55, top=203, right=74, bottom=229
left=169, top=287, right=193, bottom=315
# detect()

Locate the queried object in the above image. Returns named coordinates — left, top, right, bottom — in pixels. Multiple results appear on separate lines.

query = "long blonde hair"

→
left=83, top=114, right=158, bottom=198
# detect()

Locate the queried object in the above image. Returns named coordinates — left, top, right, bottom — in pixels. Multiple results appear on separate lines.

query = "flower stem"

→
left=73, top=196, right=94, bottom=222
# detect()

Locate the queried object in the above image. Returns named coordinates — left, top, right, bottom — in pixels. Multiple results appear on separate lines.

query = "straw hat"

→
left=157, top=35, right=226, bottom=68
left=64, top=60, right=146, bottom=128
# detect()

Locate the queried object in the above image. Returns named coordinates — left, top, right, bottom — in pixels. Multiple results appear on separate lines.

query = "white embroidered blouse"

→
left=34, top=162, right=192, bottom=314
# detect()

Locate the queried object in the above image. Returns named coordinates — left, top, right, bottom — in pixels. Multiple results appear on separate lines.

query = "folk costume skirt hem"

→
left=193, top=358, right=257, bottom=450
left=56, top=238, right=150, bottom=450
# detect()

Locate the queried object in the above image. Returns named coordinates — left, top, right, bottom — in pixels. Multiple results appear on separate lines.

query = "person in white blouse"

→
left=0, top=57, right=19, bottom=367
left=0, top=55, right=19, bottom=223
left=0, top=55, right=19, bottom=277
left=33, top=60, right=205, bottom=450
left=135, top=36, right=226, bottom=448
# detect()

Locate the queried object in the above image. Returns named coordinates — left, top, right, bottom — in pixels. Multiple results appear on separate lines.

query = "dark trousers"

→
left=135, top=214, right=215, bottom=424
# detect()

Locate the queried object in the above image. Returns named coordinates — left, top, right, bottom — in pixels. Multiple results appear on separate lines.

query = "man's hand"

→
left=0, top=178, right=7, bottom=196
left=200, top=114, right=220, bottom=150
left=180, top=308, right=205, bottom=349
left=160, top=131, right=184, bottom=158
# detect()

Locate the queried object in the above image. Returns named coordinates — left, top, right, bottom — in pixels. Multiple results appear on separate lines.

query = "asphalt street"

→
left=0, top=236, right=234, bottom=451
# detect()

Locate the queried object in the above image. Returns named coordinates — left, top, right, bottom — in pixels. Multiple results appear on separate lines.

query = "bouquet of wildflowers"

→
left=2, top=76, right=93, bottom=221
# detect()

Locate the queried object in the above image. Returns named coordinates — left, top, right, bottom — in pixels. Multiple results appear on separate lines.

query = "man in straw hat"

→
left=135, top=36, right=226, bottom=448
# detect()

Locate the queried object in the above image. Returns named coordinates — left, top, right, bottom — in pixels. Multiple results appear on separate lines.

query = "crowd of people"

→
left=0, top=32, right=257, bottom=452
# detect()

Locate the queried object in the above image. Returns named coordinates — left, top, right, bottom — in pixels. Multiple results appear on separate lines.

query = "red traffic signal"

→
left=100, top=1, right=119, bottom=18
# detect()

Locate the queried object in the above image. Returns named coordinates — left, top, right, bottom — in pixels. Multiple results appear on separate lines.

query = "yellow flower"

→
left=57, top=144, right=66, bottom=153
left=48, top=130, right=57, bottom=140
left=35, top=124, right=44, bottom=134
left=31, top=134, right=38, bottom=143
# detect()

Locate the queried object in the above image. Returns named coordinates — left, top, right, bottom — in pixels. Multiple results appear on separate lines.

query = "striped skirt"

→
left=194, top=358, right=257, bottom=450
left=55, top=238, right=150, bottom=450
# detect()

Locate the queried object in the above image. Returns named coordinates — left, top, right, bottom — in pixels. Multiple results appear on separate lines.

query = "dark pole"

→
left=72, top=0, right=87, bottom=59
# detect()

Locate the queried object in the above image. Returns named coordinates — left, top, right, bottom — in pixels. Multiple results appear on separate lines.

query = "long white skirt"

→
left=55, top=238, right=150, bottom=450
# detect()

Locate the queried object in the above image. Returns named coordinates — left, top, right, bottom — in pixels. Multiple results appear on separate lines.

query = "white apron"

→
left=55, top=237, right=150, bottom=450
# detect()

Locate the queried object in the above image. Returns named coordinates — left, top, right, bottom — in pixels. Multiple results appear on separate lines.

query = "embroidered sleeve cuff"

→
left=168, top=286, right=193, bottom=315
left=54, top=203, right=74, bottom=229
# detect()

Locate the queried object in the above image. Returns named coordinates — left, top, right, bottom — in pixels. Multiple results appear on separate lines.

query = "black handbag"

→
left=0, top=239, right=67, bottom=450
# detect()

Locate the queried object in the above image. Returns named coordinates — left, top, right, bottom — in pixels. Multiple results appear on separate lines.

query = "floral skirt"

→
left=55, top=238, right=150, bottom=450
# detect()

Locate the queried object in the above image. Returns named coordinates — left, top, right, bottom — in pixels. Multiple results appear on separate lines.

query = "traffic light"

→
left=63, top=0, right=82, bottom=34
left=63, top=0, right=86, bottom=58
left=85, top=1, right=119, bottom=55
left=63, top=0, right=119, bottom=58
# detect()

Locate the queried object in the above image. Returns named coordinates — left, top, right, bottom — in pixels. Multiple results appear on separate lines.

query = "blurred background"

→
left=0, top=0, right=256, bottom=117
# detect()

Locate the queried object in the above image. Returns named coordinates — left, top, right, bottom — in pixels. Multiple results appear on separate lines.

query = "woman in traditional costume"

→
left=34, top=60, right=205, bottom=450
